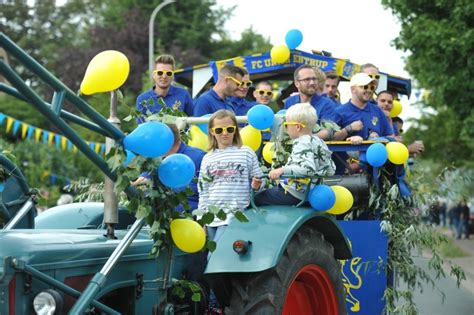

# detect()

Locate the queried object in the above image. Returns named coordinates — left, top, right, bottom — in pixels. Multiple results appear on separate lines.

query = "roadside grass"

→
left=434, top=227, right=469, bottom=258
left=438, top=237, right=469, bottom=258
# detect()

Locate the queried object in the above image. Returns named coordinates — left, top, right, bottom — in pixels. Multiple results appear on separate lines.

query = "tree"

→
left=382, top=0, right=474, bottom=166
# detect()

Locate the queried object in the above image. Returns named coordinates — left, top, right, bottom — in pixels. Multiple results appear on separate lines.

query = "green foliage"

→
left=369, top=167, right=466, bottom=314
left=382, top=0, right=474, bottom=165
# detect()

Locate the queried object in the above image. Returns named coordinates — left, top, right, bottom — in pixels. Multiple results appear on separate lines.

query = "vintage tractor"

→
left=1, top=32, right=412, bottom=314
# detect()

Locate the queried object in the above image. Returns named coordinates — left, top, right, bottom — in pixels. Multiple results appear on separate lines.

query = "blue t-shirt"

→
left=284, top=94, right=337, bottom=122
left=136, top=85, right=193, bottom=122
left=334, top=101, right=394, bottom=139
left=226, top=97, right=255, bottom=116
left=139, top=142, right=205, bottom=212
left=193, top=89, right=235, bottom=116
left=175, top=142, right=206, bottom=211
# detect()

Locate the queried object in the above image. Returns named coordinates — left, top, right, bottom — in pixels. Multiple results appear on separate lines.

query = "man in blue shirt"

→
left=284, top=65, right=337, bottom=140
left=193, top=64, right=246, bottom=116
left=136, top=55, right=193, bottom=122
left=323, top=70, right=341, bottom=105
left=132, top=124, right=205, bottom=212
left=226, top=70, right=255, bottom=116
left=333, top=73, right=394, bottom=144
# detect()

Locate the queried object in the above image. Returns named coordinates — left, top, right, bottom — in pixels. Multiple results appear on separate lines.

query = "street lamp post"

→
left=149, top=0, right=176, bottom=76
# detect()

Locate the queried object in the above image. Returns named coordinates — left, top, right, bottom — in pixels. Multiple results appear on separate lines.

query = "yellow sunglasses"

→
left=153, top=70, right=174, bottom=77
left=283, top=121, right=306, bottom=128
left=368, top=74, right=380, bottom=80
left=256, top=89, right=273, bottom=96
left=211, top=126, right=236, bottom=134
left=226, top=76, right=243, bottom=87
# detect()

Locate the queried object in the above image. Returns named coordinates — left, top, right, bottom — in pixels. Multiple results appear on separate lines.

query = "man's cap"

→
left=350, top=73, right=375, bottom=87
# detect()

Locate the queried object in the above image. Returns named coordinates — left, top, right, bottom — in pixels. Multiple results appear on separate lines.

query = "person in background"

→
left=132, top=124, right=205, bottom=212
left=284, top=65, right=338, bottom=140
left=136, top=54, right=193, bottom=122
left=254, top=103, right=335, bottom=206
left=226, top=68, right=254, bottom=116
left=458, top=200, right=470, bottom=239
left=253, top=81, right=274, bottom=106
left=193, top=64, right=246, bottom=116
left=323, top=70, right=341, bottom=104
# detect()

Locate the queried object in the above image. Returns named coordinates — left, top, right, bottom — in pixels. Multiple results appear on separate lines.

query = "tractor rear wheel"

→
left=225, top=225, right=347, bottom=314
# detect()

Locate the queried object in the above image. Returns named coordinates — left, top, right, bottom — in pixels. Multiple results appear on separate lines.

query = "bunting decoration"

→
left=0, top=112, right=106, bottom=156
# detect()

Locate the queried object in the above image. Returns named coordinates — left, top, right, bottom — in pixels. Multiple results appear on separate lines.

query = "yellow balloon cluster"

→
left=390, top=100, right=402, bottom=117
left=80, top=50, right=130, bottom=95
left=327, top=185, right=354, bottom=215
left=170, top=219, right=206, bottom=253
left=262, top=142, right=275, bottom=164
left=386, top=142, right=409, bottom=165
left=187, top=125, right=208, bottom=151
left=270, top=45, right=291, bottom=64
left=240, top=125, right=262, bottom=151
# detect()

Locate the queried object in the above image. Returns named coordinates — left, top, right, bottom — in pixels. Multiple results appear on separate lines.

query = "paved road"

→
left=398, top=255, right=474, bottom=315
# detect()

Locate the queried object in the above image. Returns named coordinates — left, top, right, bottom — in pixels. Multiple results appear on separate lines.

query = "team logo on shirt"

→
left=371, top=116, right=378, bottom=126
left=172, top=100, right=182, bottom=110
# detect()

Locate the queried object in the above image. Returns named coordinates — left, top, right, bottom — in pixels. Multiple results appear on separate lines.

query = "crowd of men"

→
left=136, top=54, right=424, bottom=158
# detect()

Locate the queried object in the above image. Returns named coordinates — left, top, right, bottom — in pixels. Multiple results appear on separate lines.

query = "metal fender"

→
left=205, top=205, right=352, bottom=274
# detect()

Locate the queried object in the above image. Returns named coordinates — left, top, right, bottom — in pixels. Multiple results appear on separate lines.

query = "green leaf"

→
left=216, top=209, right=227, bottom=221
left=234, top=211, right=249, bottom=223
left=201, top=212, right=215, bottom=225
left=207, top=240, right=217, bottom=252
left=191, top=292, right=201, bottom=302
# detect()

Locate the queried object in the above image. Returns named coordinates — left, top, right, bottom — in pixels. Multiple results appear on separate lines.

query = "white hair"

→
left=285, top=103, right=317, bottom=129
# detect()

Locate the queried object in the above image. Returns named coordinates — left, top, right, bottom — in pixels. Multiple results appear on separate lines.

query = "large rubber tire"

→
left=225, top=225, right=347, bottom=315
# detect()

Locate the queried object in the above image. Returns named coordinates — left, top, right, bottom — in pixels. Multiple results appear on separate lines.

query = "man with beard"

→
left=193, top=64, right=246, bottom=116
left=334, top=73, right=393, bottom=144
left=284, top=65, right=338, bottom=139
left=136, top=55, right=193, bottom=122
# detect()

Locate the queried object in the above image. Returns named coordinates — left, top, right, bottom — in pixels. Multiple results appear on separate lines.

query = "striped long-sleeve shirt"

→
left=198, top=145, right=263, bottom=226
left=281, top=134, right=336, bottom=200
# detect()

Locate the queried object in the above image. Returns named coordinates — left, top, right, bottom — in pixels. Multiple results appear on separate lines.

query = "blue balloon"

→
left=123, top=150, right=136, bottom=167
left=123, top=122, right=174, bottom=158
left=285, top=29, right=303, bottom=50
left=309, top=185, right=336, bottom=211
left=248, top=104, right=275, bottom=130
left=276, top=109, right=287, bottom=115
left=158, top=154, right=196, bottom=189
left=197, top=114, right=212, bottom=134
left=366, top=143, right=388, bottom=167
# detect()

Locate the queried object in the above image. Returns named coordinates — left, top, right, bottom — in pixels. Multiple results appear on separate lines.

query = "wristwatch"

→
left=344, top=125, right=353, bottom=134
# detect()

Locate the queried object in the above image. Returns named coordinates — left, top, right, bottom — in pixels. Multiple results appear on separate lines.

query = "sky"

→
left=214, top=0, right=420, bottom=121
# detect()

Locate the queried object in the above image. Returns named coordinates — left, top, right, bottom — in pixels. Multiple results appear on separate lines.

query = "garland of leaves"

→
left=368, top=167, right=465, bottom=314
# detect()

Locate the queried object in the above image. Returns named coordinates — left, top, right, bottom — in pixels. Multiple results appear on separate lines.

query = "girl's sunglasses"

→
left=154, top=70, right=174, bottom=77
left=211, top=126, right=236, bottom=134
left=256, top=89, right=273, bottom=96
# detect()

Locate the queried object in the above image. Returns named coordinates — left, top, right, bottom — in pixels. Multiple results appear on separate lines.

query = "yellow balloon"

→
left=187, top=125, right=208, bottom=151
left=270, top=45, right=291, bottom=64
left=170, top=219, right=206, bottom=253
left=386, top=142, right=409, bottom=165
left=80, top=50, right=130, bottom=95
left=390, top=100, right=402, bottom=117
left=262, top=142, right=274, bottom=164
left=240, top=125, right=262, bottom=151
left=327, top=185, right=354, bottom=215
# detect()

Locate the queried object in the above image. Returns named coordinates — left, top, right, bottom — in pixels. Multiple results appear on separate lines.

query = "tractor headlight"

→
left=33, top=289, right=62, bottom=315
